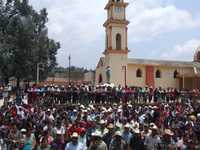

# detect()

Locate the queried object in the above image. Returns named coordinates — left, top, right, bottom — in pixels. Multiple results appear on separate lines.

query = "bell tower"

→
left=194, top=46, right=200, bottom=62
left=103, top=0, right=129, bottom=86
left=104, top=0, right=129, bottom=54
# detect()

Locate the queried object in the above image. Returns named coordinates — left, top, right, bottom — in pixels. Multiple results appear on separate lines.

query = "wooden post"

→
left=183, top=76, right=185, bottom=89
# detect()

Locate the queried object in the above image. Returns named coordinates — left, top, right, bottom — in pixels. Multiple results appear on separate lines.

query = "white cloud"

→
left=29, top=0, right=200, bottom=68
left=161, top=39, right=200, bottom=61
left=30, top=0, right=107, bottom=68
left=128, top=0, right=200, bottom=41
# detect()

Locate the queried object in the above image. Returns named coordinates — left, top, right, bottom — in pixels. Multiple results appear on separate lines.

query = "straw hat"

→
left=108, top=107, right=112, bottom=112
left=128, top=104, right=132, bottom=108
left=164, top=129, right=174, bottom=136
left=92, top=130, right=102, bottom=138
left=131, top=121, right=139, bottom=129
left=117, top=109, right=122, bottom=113
left=124, top=123, right=130, bottom=128
left=189, top=115, right=197, bottom=121
left=197, top=113, right=200, bottom=118
left=133, top=128, right=140, bottom=134
left=99, top=120, right=106, bottom=124
left=115, top=131, right=122, bottom=137
left=83, top=109, right=88, bottom=113
left=116, top=122, right=122, bottom=128
left=56, top=129, right=62, bottom=135
left=150, top=123, right=158, bottom=130
left=153, top=106, right=158, bottom=109
left=80, top=105, right=85, bottom=109
left=20, top=128, right=27, bottom=133
left=107, top=123, right=114, bottom=129
left=43, top=125, right=48, bottom=131
left=71, top=132, right=79, bottom=138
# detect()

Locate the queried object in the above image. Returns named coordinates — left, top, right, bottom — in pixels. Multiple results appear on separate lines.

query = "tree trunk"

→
left=4, top=77, right=9, bottom=86
left=16, top=77, right=20, bottom=89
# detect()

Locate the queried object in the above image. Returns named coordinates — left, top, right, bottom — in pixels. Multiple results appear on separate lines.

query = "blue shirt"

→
left=65, top=142, right=86, bottom=150
left=122, top=132, right=132, bottom=144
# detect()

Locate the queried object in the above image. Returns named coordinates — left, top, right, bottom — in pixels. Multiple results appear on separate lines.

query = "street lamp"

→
left=122, top=66, right=127, bottom=87
left=36, top=63, right=44, bottom=85
left=68, top=55, right=71, bottom=85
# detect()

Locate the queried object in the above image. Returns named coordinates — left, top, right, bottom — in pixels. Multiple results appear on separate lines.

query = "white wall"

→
left=127, top=64, right=146, bottom=87
left=111, top=26, right=126, bottom=50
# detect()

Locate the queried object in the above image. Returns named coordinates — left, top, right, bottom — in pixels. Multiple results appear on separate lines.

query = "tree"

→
left=0, top=0, right=60, bottom=88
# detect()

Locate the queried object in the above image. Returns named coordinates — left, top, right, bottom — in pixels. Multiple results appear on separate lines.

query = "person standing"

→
left=88, top=130, right=107, bottom=150
left=129, top=128, right=145, bottom=150
left=109, top=131, right=126, bottom=150
left=144, top=124, right=161, bottom=150
left=102, top=123, right=115, bottom=148
left=65, top=132, right=85, bottom=150
left=22, top=128, right=36, bottom=150
left=122, top=124, right=132, bottom=145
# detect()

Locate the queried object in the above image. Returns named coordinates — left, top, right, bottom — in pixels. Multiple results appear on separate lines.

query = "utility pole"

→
left=36, top=63, right=40, bottom=85
left=122, top=66, right=127, bottom=87
left=36, top=63, right=43, bottom=85
left=68, top=54, right=71, bottom=85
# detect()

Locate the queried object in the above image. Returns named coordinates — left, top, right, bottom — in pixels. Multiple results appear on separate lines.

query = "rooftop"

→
left=128, top=58, right=200, bottom=68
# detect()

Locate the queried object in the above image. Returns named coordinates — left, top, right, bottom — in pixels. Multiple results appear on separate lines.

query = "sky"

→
left=29, top=0, right=200, bottom=69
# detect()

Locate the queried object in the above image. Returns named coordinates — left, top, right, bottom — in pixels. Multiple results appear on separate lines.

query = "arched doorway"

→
left=98, top=74, right=103, bottom=84
left=174, top=70, right=179, bottom=78
left=136, top=69, right=142, bottom=78
left=197, top=52, right=200, bottom=61
left=155, top=70, right=161, bottom=78
left=116, top=33, right=122, bottom=50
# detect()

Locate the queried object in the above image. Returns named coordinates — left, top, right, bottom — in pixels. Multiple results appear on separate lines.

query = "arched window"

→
left=198, top=52, right=200, bottom=60
left=136, top=69, right=142, bottom=78
left=174, top=70, right=178, bottom=78
left=106, top=66, right=111, bottom=82
left=116, top=33, right=121, bottom=50
left=155, top=70, right=161, bottom=78
left=98, top=74, right=103, bottom=84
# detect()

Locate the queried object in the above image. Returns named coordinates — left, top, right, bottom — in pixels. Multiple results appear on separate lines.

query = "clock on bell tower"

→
left=104, top=0, right=129, bottom=54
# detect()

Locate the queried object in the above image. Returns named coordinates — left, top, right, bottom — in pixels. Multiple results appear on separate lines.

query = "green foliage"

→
left=0, top=0, right=60, bottom=86
left=49, top=66, right=92, bottom=80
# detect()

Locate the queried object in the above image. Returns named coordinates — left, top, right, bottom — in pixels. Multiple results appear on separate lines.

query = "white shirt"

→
left=144, top=134, right=161, bottom=150
left=65, top=142, right=85, bottom=150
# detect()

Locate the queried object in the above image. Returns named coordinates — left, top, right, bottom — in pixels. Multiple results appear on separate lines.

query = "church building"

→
left=95, top=0, right=200, bottom=89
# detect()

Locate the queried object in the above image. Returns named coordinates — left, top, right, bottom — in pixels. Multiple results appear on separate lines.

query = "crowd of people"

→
left=26, top=84, right=200, bottom=105
left=0, top=84, right=200, bottom=150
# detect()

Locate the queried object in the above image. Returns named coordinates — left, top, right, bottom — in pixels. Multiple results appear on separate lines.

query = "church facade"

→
left=95, top=0, right=200, bottom=89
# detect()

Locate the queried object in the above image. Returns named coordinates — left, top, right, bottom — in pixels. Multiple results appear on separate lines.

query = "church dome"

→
left=194, top=46, right=200, bottom=62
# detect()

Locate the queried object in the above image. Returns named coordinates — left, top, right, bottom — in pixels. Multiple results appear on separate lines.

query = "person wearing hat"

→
left=160, top=129, right=175, bottom=150
left=22, top=128, right=36, bottom=150
left=88, top=130, right=107, bottom=150
left=144, top=124, right=161, bottom=150
left=129, top=127, right=145, bottom=150
left=98, top=120, right=108, bottom=135
left=8, top=123, right=23, bottom=144
left=51, top=128, right=65, bottom=150
left=102, top=123, right=115, bottom=148
left=122, top=123, right=132, bottom=145
left=65, top=132, right=86, bottom=150
left=38, top=130, right=52, bottom=150
left=78, top=128, right=87, bottom=149
left=109, top=131, right=127, bottom=150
